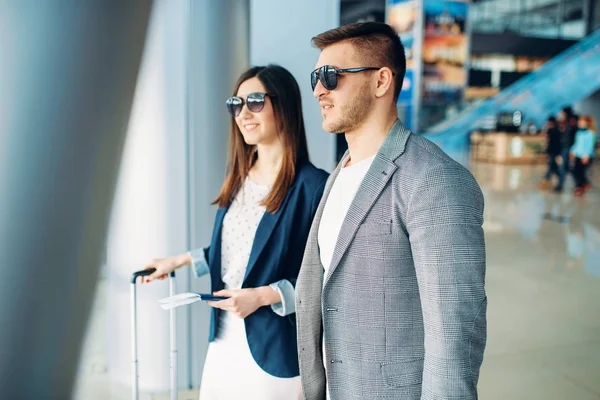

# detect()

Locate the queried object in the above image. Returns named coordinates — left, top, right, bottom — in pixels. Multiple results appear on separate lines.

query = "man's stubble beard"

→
left=324, top=81, right=373, bottom=134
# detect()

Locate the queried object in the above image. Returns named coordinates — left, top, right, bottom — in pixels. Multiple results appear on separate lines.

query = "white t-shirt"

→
left=317, top=154, right=375, bottom=399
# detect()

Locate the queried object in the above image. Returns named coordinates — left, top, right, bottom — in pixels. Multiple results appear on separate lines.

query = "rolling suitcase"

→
left=130, top=268, right=178, bottom=400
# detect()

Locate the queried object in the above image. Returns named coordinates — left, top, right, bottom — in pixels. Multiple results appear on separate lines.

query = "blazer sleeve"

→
left=188, top=247, right=210, bottom=278
left=406, top=163, right=487, bottom=400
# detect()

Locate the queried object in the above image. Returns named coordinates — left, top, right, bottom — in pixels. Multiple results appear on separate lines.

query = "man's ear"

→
left=374, top=67, right=394, bottom=98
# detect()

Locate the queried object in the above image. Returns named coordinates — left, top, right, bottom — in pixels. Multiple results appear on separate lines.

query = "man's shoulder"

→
left=393, top=133, right=484, bottom=210
left=397, top=132, right=472, bottom=178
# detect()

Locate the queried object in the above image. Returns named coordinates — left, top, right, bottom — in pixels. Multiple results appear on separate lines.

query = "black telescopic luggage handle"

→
left=131, top=268, right=175, bottom=284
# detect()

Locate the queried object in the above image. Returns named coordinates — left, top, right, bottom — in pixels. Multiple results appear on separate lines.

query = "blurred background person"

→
left=553, top=107, right=579, bottom=192
left=143, top=65, right=328, bottom=400
left=571, top=115, right=597, bottom=196
left=539, top=116, right=562, bottom=191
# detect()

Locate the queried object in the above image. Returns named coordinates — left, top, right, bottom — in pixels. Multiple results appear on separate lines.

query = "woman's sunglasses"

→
left=310, top=65, right=382, bottom=91
left=226, top=92, right=276, bottom=117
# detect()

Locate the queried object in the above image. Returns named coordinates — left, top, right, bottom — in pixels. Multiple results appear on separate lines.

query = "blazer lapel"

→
left=323, top=157, right=397, bottom=286
left=209, top=207, right=228, bottom=290
left=323, top=120, right=411, bottom=287
left=243, top=183, right=295, bottom=282
left=301, top=161, right=343, bottom=281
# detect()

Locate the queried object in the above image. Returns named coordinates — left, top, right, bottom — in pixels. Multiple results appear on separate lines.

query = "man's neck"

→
left=344, top=111, right=398, bottom=167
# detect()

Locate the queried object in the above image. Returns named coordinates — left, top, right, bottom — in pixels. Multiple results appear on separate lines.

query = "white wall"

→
left=250, top=0, right=341, bottom=171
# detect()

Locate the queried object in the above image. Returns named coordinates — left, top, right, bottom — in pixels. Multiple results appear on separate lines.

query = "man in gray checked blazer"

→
left=295, top=22, right=487, bottom=400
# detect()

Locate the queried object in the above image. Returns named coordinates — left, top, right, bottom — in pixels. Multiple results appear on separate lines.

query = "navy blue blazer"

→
left=196, top=161, right=328, bottom=378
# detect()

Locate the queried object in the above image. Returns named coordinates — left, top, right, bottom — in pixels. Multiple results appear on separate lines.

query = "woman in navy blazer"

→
left=144, top=65, right=328, bottom=399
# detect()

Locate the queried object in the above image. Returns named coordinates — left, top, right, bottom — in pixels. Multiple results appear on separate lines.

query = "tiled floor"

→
left=472, top=161, right=600, bottom=400
left=74, top=161, right=600, bottom=399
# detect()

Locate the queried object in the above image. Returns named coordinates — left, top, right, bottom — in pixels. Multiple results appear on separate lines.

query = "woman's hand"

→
left=143, top=253, right=191, bottom=283
left=206, top=287, right=279, bottom=319
left=582, top=156, right=590, bottom=165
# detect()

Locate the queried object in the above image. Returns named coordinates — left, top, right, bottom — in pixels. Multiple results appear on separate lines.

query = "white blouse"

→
left=220, top=177, right=271, bottom=289
left=189, top=176, right=297, bottom=316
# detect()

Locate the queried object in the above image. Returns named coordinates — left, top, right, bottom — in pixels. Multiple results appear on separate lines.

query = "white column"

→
left=105, top=0, right=250, bottom=394
left=105, top=1, right=190, bottom=393
left=187, top=0, right=250, bottom=389
left=250, top=0, right=340, bottom=171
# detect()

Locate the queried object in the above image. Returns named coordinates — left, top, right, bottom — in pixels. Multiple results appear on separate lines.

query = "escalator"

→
left=424, top=28, right=600, bottom=159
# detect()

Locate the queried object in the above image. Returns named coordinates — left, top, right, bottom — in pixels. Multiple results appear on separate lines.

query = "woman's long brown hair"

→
left=213, top=65, right=309, bottom=213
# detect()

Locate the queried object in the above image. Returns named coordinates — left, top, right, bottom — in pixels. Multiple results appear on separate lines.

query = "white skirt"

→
left=199, top=311, right=301, bottom=400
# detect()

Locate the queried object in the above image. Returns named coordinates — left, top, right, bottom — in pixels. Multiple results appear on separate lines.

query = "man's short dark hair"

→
left=312, top=22, right=406, bottom=102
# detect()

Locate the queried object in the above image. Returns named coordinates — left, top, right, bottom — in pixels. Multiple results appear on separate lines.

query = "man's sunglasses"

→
left=226, top=92, right=276, bottom=117
left=310, top=65, right=382, bottom=91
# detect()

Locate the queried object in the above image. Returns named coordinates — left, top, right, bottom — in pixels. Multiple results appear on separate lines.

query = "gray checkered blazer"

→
left=295, top=120, right=487, bottom=400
